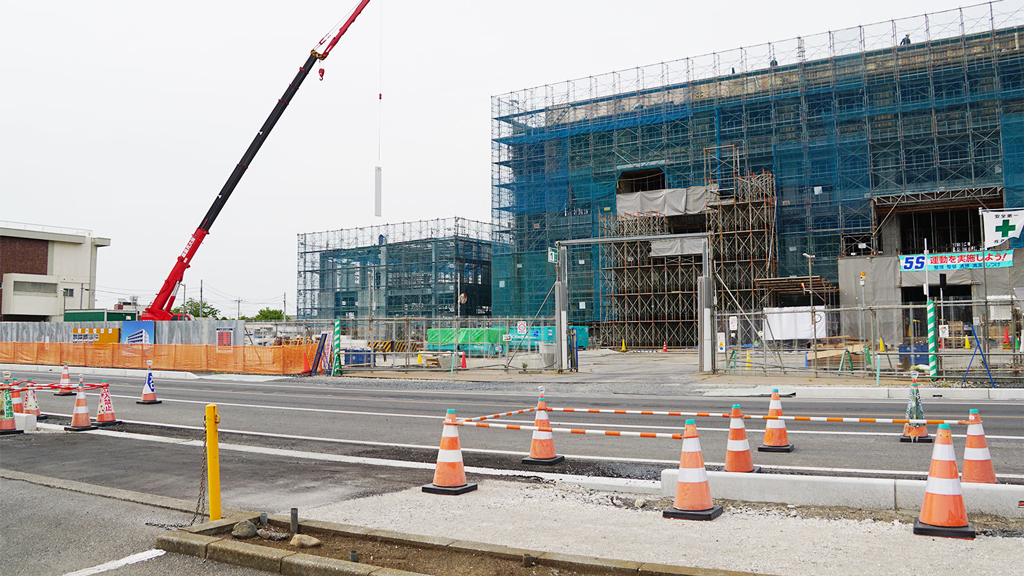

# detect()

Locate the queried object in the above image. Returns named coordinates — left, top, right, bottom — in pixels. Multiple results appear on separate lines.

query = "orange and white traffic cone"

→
left=961, top=409, right=996, bottom=484
left=422, top=409, right=477, bottom=495
left=137, top=366, right=161, bottom=405
left=65, top=384, right=97, bottom=432
left=522, top=394, right=564, bottom=465
left=913, top=424, right=975, bottom=539
left=10, top=383, right=24, bottom=414
left=662, top=341, right=668, bottom=353
left=22, top=383, right=45, bottom=421
left=759, top=389, right=794, bottom=452
left=94, top=381, right=120, bottom=427
left=663, top=419, right=723, bottom=520
left=460, top=352, right=467, bottom=369
left=900, top=382, right=931, bottom=443
left=54, top=364, right=74, bottom=396
left=1, top=387, right=23, bottom=435
left=725, top=404, right=759, bottom=472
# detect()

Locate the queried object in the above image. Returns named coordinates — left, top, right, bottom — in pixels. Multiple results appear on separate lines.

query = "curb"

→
left=156, top=515, right=764, bottom=576
left=0, top=363, right=200, bottom=381
left=701, top=385, right=1024, bottom=400
left=661, top=469, right=1024, bottom=518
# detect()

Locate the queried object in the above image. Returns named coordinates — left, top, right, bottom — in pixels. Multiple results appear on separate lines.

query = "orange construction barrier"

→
left=422, top=409, right=477, bottom=495
left=65, top=384, right=96, bottom=432
left=913, top=424, right=975, bottom=539
left=900, top=382, right=932, bottom=443
left=759, top=389, right=794, bottom=453
left=95, top=381, right=121, bottom=427
left=663, top=419, right=723, bottom=520
left=138, top=364, right=161, bottom=405
left=522, top=393, right=564, bottom=465
left=725, top=404, right=759, bottom=473
left=54, top=364, right=74, bottom=396
left=1, top=387, right=23, bottom=435
left=961, top=409, right=996, bottom=484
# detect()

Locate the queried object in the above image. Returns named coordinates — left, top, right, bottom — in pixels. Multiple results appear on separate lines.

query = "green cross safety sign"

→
left=996, top=218, right=1017, bottom=238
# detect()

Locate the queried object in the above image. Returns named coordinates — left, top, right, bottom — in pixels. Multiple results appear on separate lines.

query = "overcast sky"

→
left=1, top=0, right=985, bottom=317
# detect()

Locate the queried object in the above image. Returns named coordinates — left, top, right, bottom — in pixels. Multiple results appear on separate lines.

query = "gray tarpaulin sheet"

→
left=616, top=186, right=712, bottom=216
left=650, top=237, right=705, bottom=257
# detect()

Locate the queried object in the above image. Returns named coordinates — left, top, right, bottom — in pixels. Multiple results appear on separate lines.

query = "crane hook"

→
left=318, top=68, right=325, bottom=81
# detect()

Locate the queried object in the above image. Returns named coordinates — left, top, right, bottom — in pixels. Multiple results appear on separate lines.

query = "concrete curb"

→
left=661, top=469, right=1024, bottom=518
left=0, top=363, right=200, bottom=380
left=155, top=514, right=764, bottom=576
left=701, top=385, right=1024, bottom=400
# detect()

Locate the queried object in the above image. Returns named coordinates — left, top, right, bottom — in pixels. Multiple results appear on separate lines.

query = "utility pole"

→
left=236, top=299, right=242, bottom=320
left=283, top=292, right=287, bottom=320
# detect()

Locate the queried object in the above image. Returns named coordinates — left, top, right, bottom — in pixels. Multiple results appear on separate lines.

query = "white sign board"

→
left=939, top=325, right=950, bottom=338
left=728, top=316, right=738, bottom=331
left=762, top=307, right=827, bottom=340
left=716, top=333, right=726, bottom=353
left=547, top=248, right=558, bottom=264
left=502, top=334, right=513, bottom=342
left=516, top=321, right=528, bottom=335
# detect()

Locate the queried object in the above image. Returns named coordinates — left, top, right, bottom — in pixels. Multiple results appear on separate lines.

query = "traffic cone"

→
left=0, top=388, right=23, bottom=435
left=879, top=337, right=886, bottom=353
left=759, top=389, right=794, bottom=452
left=22, top=384, right=45, bottom=421
left=964, top=335, right=971, bottom=350
left=900, top=382, right=931, bottom=443
left=725, top=404, right=759, bottom=472
left=137, top=368, right=161, bottom=405
left=10, top=383, right=23, bottom=414
left=663, top=419, right=723, bottom=520
left=961, top=409, right=996, bottom=484
left=54, top=364, right=74, bottom=396
left=662, top=341, right=668, bottom=353
left=65, top=384, right=96, bottom=432
left=417, top=352, right=423, bottom=364
left=1002, top=327, right=1011, bottom=349
left=621, top=339, right=626, bottom=352
left=94, top=381, right=121, bottom=427
left=460, top=352, right=467, bottom=369
left=522, top=394, right=564, bottom=465
left=422, top=409, right=477, bottom=495
left=913, top=424, right=975, bottom=539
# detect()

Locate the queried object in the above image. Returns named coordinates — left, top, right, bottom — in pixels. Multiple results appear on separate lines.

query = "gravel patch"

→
left=303, top=479, right=1022, bottom=576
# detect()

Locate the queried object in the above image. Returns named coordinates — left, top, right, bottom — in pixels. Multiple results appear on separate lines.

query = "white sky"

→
left=0, top=0, right=975, bottom=317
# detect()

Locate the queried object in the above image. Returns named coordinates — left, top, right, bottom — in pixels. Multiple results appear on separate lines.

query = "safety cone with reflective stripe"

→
left=65, top=384, right=96, bottom=432
left=662, top=341, right=668, bottom=353
left=422, top=409, right=477, bottom=495
left=663, top=419, right=723, bottom=520
left=913, top=424, right=975, bottom=539
left=900, top=382, right=931, bottom=443
left=522, top=395, right=564, bottom=465
left=137, top=368, right=161, bottom=405
left=22, top=383, right=45, bottom=420
left=759, top=389, right=794, bottom=452
left=725, top=404, right=759, bottom=472
left=10, top=383, right=23, bottom=414
left=961, top=409, right=996, bottom=484
left=1, top=388, right=23, bottom=435
left=54, top=364, right=74, bottom=396
left=94, top=381, right=121, bottom=427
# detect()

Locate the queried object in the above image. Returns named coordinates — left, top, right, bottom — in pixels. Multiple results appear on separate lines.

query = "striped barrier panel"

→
left=461, top=407, right=536, bottom=423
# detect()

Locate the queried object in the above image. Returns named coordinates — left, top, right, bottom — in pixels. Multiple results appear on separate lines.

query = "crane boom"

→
left=142, top=0, right=372, bottom=320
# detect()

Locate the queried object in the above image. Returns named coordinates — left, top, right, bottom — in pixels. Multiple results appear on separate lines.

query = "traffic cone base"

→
left=65, top=423, right=97, bottom=432
left=522, top=455, right=566, bottom=465
left=54, top=388, right=75, bottom=397
left=663, top=505, right=723, bottom=521
left=422, top=483, right=478, bottom=495
left=912, top=518, right=975, bottom=539
left=758, top=443, right=795, bottom=453
left=899, top=430, right=933, bottom=443
left=137, top=399, right=162, bottom=405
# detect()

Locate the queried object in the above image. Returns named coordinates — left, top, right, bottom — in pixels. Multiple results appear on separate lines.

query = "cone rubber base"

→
left=758, top=444, right=795, bottom=452
left=65, top=425, right=97, bottom=432
left=137, top=400, right=162, bottom=405
left=900, top=436, right=933, bottom=443
left=913, top=518, right=975, bottom=539
left=94, top=420, right=121, bottom=427
left=522, top=455, right=565, bottom=465
left=36, top=415, right=48, bottom=421
left=422, top=483, right=478, bottom=495
left=725, top=466, right=762, bottom=473
left=54, top=391, right=75, bottom=397
left=663, top=505, right=723, bottom=521
left=0, top=429, right=25, bottom=435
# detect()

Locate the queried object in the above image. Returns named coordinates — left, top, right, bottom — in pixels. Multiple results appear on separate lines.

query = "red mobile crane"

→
left=141, top=1, right=372, bottom=321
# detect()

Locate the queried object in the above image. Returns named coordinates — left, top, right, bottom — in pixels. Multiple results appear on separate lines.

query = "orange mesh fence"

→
left=0, top=342, right=320, bottom=375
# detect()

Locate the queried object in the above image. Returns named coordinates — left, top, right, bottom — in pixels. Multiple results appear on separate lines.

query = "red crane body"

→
left=142, top=0, right=372, bottom=321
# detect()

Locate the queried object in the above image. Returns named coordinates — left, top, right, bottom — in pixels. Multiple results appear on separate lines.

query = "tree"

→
left=172, top=298, right=221, bottom=319
left=252, top=308, right=285, bottom=322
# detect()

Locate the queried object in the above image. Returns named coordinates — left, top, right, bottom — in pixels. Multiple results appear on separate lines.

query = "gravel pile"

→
left=303, top=479, right=1021, bottom=576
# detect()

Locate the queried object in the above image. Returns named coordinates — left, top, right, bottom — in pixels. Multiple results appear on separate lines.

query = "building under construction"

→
left=297, top=218, right=492, bottom=320
left=491, top=2, right=1024, bottom=346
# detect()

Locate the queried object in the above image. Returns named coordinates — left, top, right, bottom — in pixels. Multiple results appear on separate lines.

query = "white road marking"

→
left=60, top=549, right=164, bottom=576
left=40, top=421, right=1024, bottom=480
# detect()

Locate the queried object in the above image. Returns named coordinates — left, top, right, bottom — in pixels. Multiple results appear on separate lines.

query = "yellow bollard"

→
left=205, top=404, right=221, bottom=521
